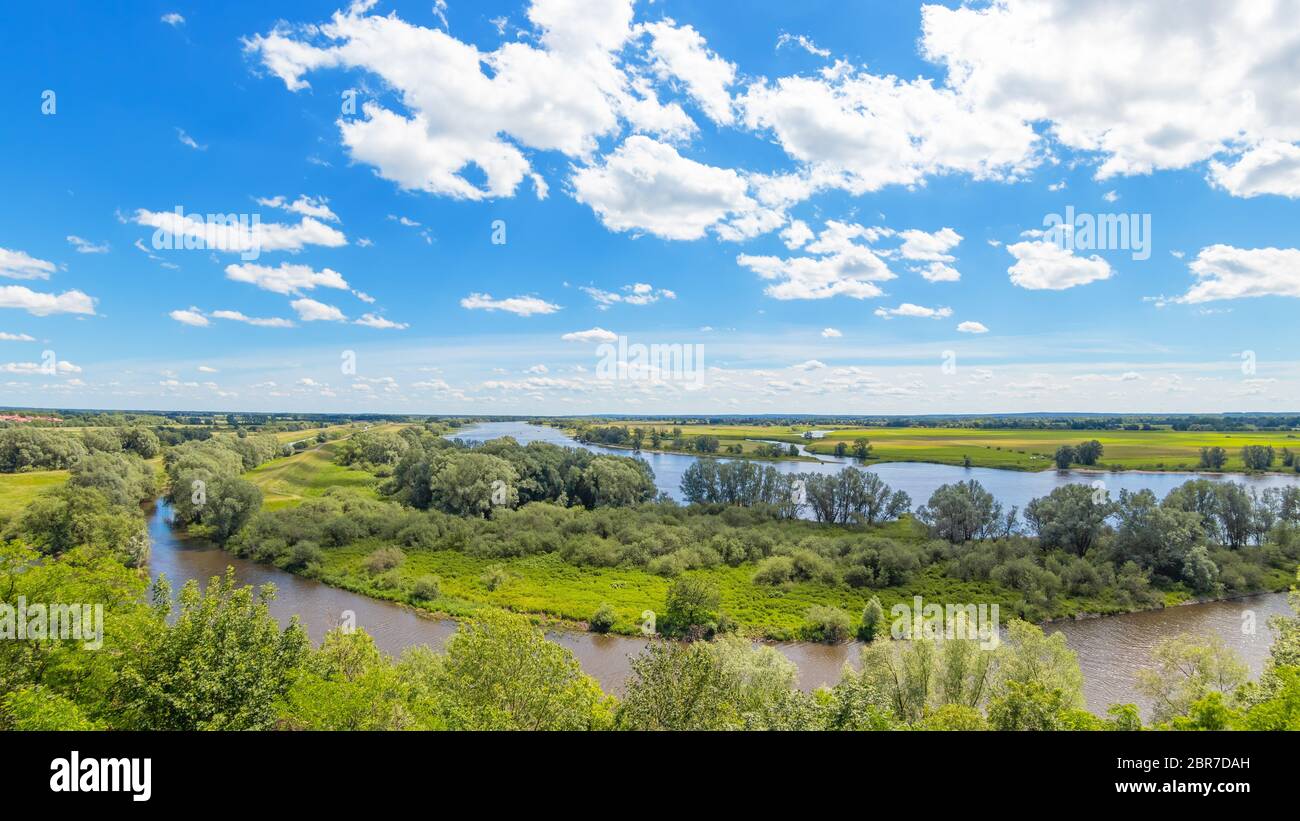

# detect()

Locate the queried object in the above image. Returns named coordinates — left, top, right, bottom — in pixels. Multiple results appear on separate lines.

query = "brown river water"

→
left=146, top=498, right=1292, bottom=718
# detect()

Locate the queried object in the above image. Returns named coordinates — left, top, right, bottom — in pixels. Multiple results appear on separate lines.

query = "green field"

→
left=0, top=469, right=67, bottom=519
left=245, top=440, right=380, bottom=510
left=600, top=422, right=1300, bottom=472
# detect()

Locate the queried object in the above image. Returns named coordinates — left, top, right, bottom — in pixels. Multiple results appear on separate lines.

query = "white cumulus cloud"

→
left=1006, top=239, right=1113, bottom=290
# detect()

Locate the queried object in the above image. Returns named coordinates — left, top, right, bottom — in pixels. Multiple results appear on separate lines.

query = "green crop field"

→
left=601, top=422, right=1300, bottom=472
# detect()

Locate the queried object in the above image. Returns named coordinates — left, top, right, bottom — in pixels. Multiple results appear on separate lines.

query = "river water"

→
left=451, top=420, right=1300, bottom=514
left=142, top=421, right=1298, bottom=719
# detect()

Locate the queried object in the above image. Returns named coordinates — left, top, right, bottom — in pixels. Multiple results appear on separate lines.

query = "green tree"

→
left=204, top=476, right=263, bottom=543
left=1137, top=633, right=1248, bottom=725
left=1112, top=488, right=1206, bottom=577
left=993, top=620, right=1085, bottom=711
left=1024, top=483, right=1113, bottom=556
left=1074, top=439, right=1103, bottom=466
left=428, top=451, right=520, bottom=517
left=1199, top=446, right=1228, bottom=470
left=987, top=680, right=1069, bottom=730
left=661, top=576, right=722, bottom=637
left=1240, top=444, right=1275, bottom=470
left=916, top=480, right=1003, bottom=543
left=435, top=611, right=612, bottom=730
left=120, top=427, right=161, bottom=459
left=858, top=596, right=885, bottom=642
left=281, top=629, right=444, bottom=730
left=115, top=569, right=309, bottom=730
left=615, top=641, right=739, bottom=730
left=570, top=456, right=656, bottom=508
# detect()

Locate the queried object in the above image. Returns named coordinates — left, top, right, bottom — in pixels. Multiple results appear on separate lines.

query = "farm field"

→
left=597, top=422, right=1300, bottom=472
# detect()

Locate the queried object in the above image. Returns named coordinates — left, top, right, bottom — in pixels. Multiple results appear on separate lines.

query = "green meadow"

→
left=245, top=440, right=380, bottom=510
left=310, top=533, right=1282, bottom=641
left=0, top=469, right=67, bottom=520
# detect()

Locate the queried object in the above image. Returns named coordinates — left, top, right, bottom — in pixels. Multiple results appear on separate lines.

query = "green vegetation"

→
left=164, top=434, right=283, bottom=543
left=6, top=542, right=1296, bottom=730
left=247, top=441, right=380, bottom=510
left=2, top=418, right=1299, bottom=731
left=0, top=469, right=66, bottom=520
left=3, top=450, right=156, bottom=567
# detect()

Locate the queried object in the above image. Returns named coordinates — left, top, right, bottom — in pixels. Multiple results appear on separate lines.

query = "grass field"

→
left=244, top=440, right=380, bottom=510
left=0, top=469, right=67, bottom=520
left=598, top=422, right=1300, bottom=472
left=316, top=538, right=1038, bottom=640
left=265, top=423, right=360, bottom=444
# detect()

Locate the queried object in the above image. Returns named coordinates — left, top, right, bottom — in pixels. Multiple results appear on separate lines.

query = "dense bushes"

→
left=801, top=605, right=852, bottom=643
left=163, top=435, right=279, bottom=543
left=68, top=451, right=156, bottom=508
left=0, top=425, right=166, bottom=472
left=0, top=427, right=88, bottom=471
left=333, top=429, right=410, bottom=474
left=3, top=451, right=156, bottom=566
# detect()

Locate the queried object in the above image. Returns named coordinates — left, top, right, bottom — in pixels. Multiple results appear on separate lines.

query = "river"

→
left=142, top=420, right=1298, bottom=719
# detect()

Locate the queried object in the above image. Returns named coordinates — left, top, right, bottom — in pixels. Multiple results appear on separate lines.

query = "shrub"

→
left=589, top=603, right=615, bottom=633
left=801, top=605, right=852, bottom=643
left=843, top=565, right=874, bottom=588
left=752, top=555, right=794, bottom=585
left=364, top=547, right=405, bottom=575
left=279, top=540, right=322, bottom=573
left=481, top=564, right=510, bottom=591
left=662, top=577, right=721, bottom=637
left=858, top=596, right=884, bottom=642
left=412, top=575, right=442, bottom=601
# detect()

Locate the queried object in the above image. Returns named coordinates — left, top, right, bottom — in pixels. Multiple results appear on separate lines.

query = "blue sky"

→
left=2, top=0, right=1299, bottom=415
